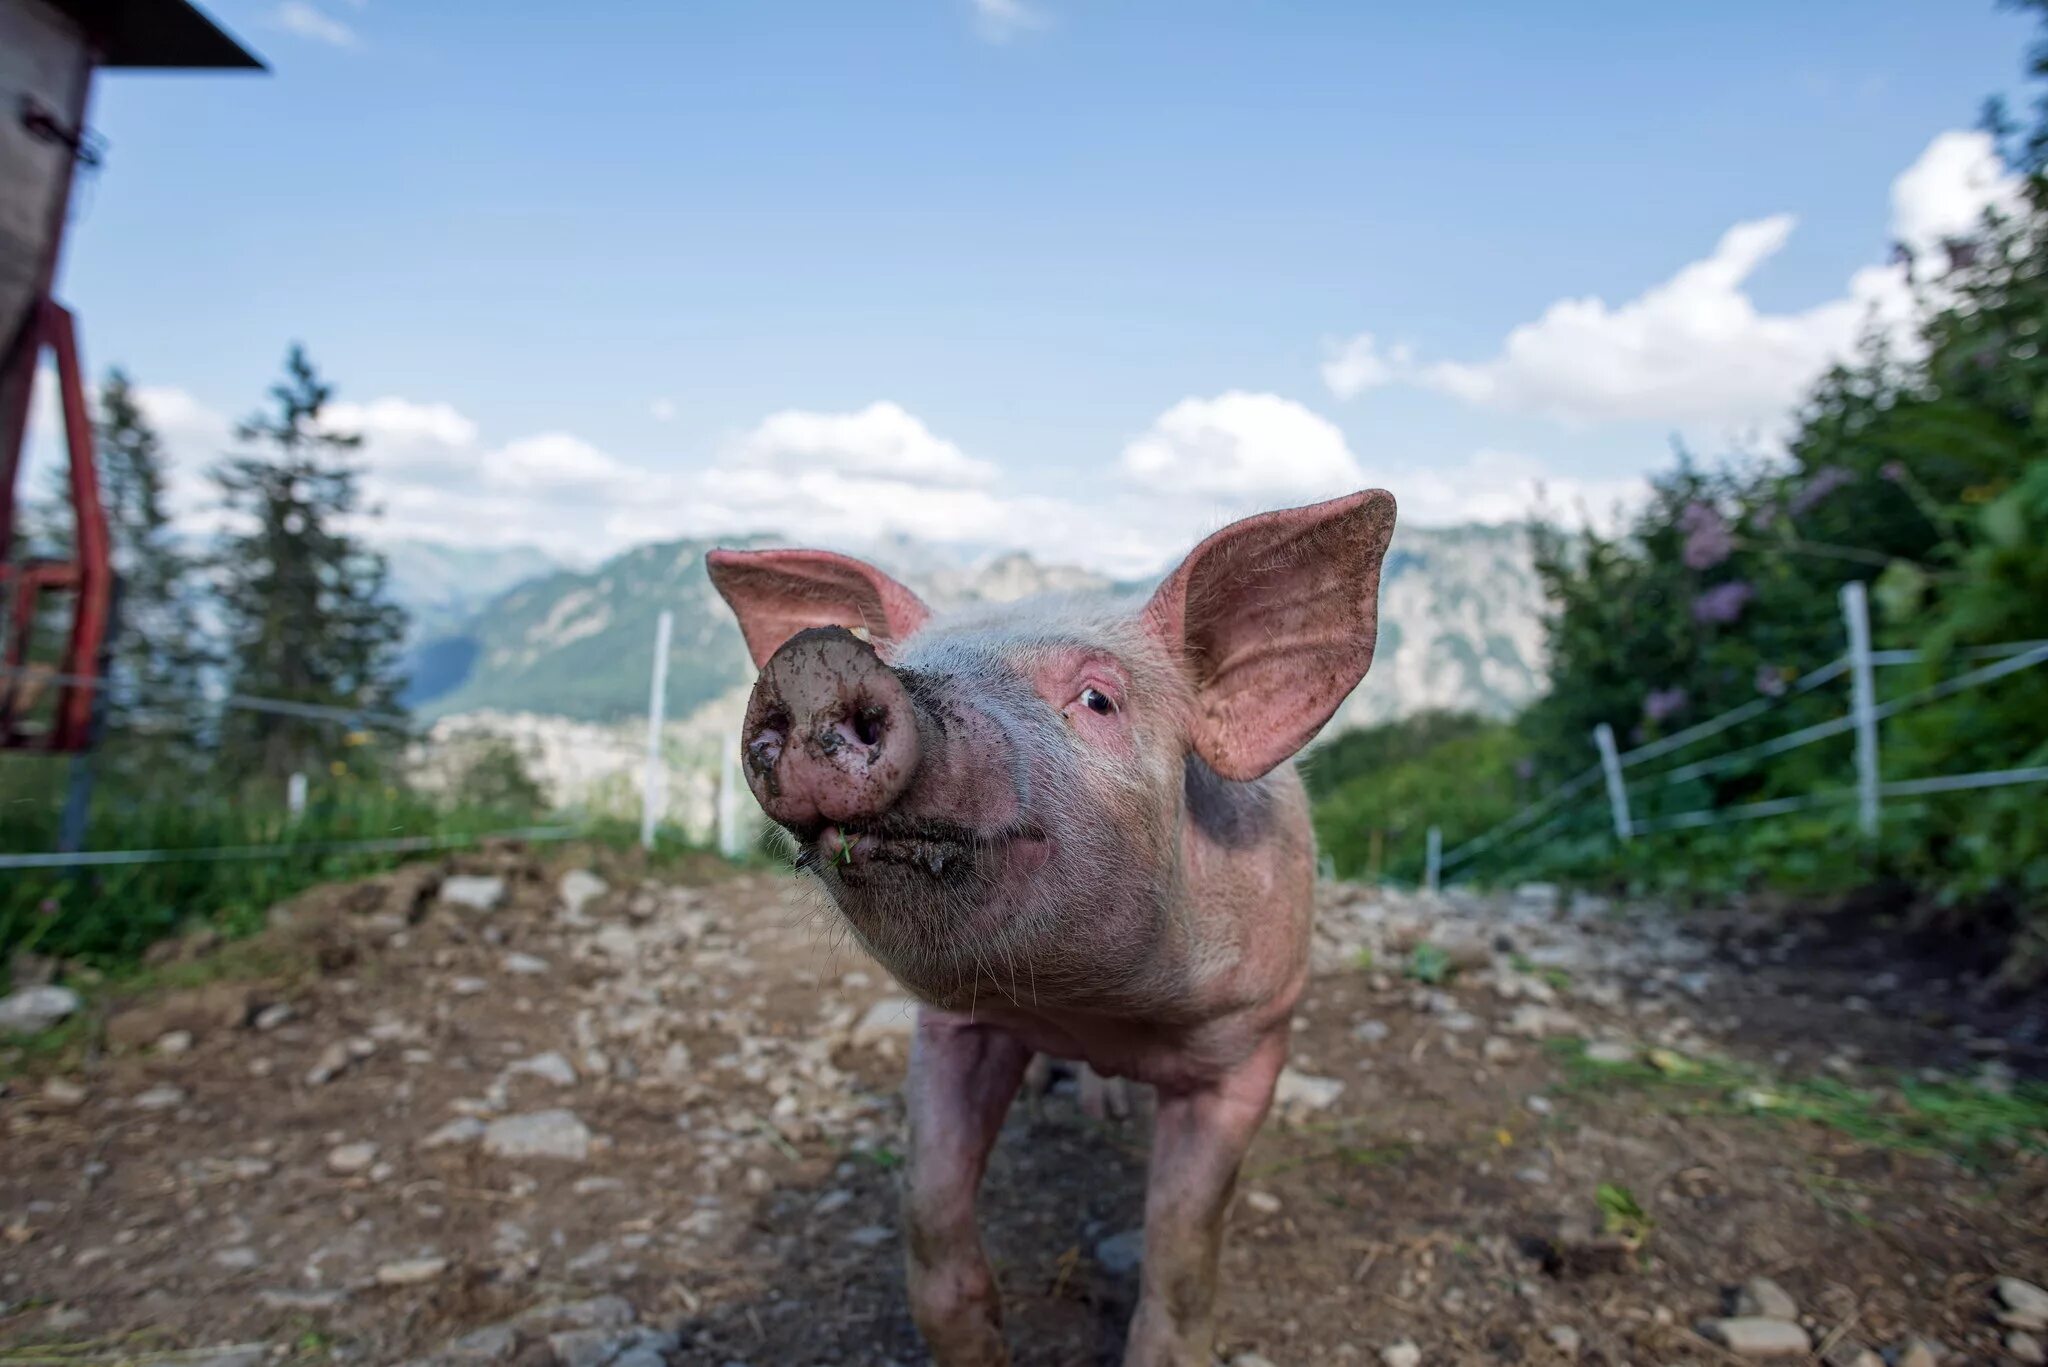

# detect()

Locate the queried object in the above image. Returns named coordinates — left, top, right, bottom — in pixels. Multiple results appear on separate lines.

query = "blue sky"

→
left=35, top=0, right=2036, bottom=571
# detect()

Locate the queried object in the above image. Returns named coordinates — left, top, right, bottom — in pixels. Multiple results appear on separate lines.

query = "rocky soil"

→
left=1, top=850, right=2043, bottom=1366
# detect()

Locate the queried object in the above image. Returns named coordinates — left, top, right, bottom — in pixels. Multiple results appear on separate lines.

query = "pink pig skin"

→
left=708, top=489, right=1397, bottom=1366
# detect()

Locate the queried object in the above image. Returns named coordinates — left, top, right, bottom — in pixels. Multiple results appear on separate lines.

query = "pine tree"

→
left=212, top=346, right=408, bottom=788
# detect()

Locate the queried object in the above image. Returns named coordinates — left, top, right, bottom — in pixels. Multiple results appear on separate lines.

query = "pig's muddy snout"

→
left=740, top=626, right=923, bottom=840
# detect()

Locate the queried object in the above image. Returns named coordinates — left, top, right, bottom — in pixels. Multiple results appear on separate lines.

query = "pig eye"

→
left=1079, top=687, right=1115, bottom=716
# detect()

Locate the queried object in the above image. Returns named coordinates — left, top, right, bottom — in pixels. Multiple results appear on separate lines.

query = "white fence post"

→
left=716, top=725, right=743, bottom=859
left=1425, top=825, right=1442, bottom=894
left=1593, top=722, right=1632, bottom=841
left=287, top=771, right=307, bottom=820
left=1841, top=580, right=1881, bottom=839
left=640, top=610, right=673, bottom=851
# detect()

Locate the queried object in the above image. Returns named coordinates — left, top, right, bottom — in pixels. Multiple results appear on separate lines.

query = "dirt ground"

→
left=1, top=847, right=2043, bottom=1367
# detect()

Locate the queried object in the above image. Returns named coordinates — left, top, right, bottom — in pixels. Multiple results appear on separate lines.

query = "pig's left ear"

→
left=707, top=548, right=931, bottom=668
left=1143, top=489, right=1397, bottom=782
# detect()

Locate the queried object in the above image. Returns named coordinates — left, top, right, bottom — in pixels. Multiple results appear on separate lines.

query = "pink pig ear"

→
left=1143, top=489, right=1398, bottom=782
left=706, top=548, right=931, bottom=668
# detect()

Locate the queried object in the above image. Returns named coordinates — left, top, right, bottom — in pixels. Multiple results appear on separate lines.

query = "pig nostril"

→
left=853, top=706, right=887, bottom=748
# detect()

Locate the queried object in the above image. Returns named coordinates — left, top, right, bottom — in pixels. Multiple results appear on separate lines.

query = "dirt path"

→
left=2, top=851, right=2043, bottom=1366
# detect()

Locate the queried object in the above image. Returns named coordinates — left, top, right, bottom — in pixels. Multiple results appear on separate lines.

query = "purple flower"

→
left=1755, top=664, right=1789, bottom=698
left=1678, top=501, right=1733, bottom=570
left=1880, top=460, right=1908, bottom=484
left=1692, top=581, right=1755, bottom=625
left=1789, top=465, right=1856, bottom=517
left=1643, top=687, right=1689, bottom=724
left=1753, top=501, right=1781, bottom=531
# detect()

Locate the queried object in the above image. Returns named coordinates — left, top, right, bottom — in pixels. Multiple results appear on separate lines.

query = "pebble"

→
left=1273, top=1068, right=1344, bottom=1112
left=1353, top=1019, right=1391, bottom=1044
left=1095, top=1228, right=1145, bottom=1275
left=1545, top=1325, right=1581, bottom=1357
left=256, top=1288, right=349, bottom=1312
left=1381, top=1340, right=1422, bottom=1367
left=1232, top=1355, right=1280, bottom=1367
left=305, top=1041, right=356, bottom=1087
left=252, top=1003, right=293, bottom=1031
left=1583, top=1040, right=1637, bottom=1065
left=1896, top=1339, right=1942, bottom=1367
left=374, top=1255, right=448, bottom=1286
left=2000, top=1277, right=2048, bottom=1332
left=1698, top=1317, right=1811, bottom=1358
left=1483, top=1037, right=1519, bottom=1064
left=506, top=1051, right=579, bottom=1087
left=327, top=1141, right=379, bottom=1175
left=1734, top=1275, right=1798, bottom=1322
left=559, top=869, right=609, bottom=919
left=41, top=1077, right=87, bottom=1108
left=502, top=952, right=550, bottom=976
left=2010, top=1331, right=2046, bottom=1365
left=482, top=1109, right=592, bottom=1162
left=156, top=1029, right=195, bottom=1055
left=813, top=1189, right=854, bottom=1216
left=213, top=1246, right=261, bottom=1271
left=421, top=1117, right=487, bottom=1149
left=0, top=985, right=81, bottom=1035
left=851, top=998, right=920, bottom=1044
left=449, top=976, right=489, bottom=996
left=846, top=1225, right=894, bottom=1247
left=439, top=875, right=507, bottom=912
left=1242, top=1190, right=1282, bottom=1215
left=132, top=1085, right=186, bottom=1111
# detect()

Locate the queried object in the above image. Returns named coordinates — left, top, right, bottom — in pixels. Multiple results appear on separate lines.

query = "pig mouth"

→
left=798, top=815, right=1046, bottom=884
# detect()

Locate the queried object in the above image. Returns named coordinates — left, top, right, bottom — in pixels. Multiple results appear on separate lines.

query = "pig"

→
left=706, top=488, right=1397, bottom=1366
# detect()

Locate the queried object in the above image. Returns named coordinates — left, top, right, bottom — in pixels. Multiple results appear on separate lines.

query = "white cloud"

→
left=731, top=400, right=997, bottom=487
left=1324, top=129, right=2023, bottom=434
left=1391, top=449, right=1649, bottom=534
left=650, top=398, right=676, bottom=422
left=272, top=0, right=358, bottom=48
left=1120, top=391, right=1362, bottom=500
left=324, top=397, right=478, bottom=453
left=970, top=0, right=1046, bottom=42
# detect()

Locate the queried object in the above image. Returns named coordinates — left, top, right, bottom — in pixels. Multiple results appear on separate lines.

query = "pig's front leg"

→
left=1123, top=1032, right=1287, bottom=1367
left=902, top=1009, right=1033, bottom=1367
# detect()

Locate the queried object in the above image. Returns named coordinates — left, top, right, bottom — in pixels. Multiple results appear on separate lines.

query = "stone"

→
left=443, top=1323, right=519, bottom=1362
left=1733, top=1276, right=1798, bottom=1322
left=482, top=1109, right=591, bottom=1162
left=1896, top=1338, right=1942, bottom=1367
left=156, top=1029, right=194, bottom=1055
left=1545, top=1325, right=1581, bottom=1357
left=1353, top=1019, right=1391, bottom=1044
left=40, top=1077, right=87, bottom=1108
left=421, top=1117, right=487, bottom=1149
left=1483, top=1037, right=1519, bottom=1064
left=1232, top=1356, right=1280, bottom=1367
left=1583, top=1040, right=1637, bottom=1065
left=517, top=1296, right=637, bottom=1331
left=813, top=1189, right=853, bottom=1216
left=551, top=1329, right=628, bottom=1367
left=2009, top=1331, right=2046, bottom=1365
left=1698, top=1318, right=1810, bottom=1358
left=1381, top=1341, right=1423, bottom=1367
left=560, top=869, right=609, bottom=919
left=1506, top=1003, right=1583, bottom=1039
left=1242, top=1189, right=1282, bottom=1215
left=2000, top=1278, right=2048, bottom=1332
left=847, top=1225, right=893, bottom=1247
left=439, top=875, right=507, bottom=912
left=252, top=1003, right=293, bottom=1032
left=1095, top=1228, right=1144, bottom=1275
left=506, top=1051, right=578, bottom=1087
left=375, top=1255, right=449, bottom=1286
left=132, top=1085, right=185, bottom=1111
left=851, top=998, right=919, bottom=1044
left=1273, top=1068, right=1344, bottom=1112
left=502, top=952, right=550, bottom=976
left=327, top=1141, right=379, bottom=1175
left=257, top=1288, right=349, bottom=1312
left=168, top=1349, right=268, bottom=1367
left=213, top=1246, right=261, bottom=1271
left=0, top=985, right=80, bottom=1035
left=306, top=1040, right=356, bottom=1087
left=1820, top=1346, right=1881, bottom=1367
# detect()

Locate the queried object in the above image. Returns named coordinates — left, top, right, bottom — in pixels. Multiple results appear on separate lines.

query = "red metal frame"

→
left=0, top=299, right=111, bottom=751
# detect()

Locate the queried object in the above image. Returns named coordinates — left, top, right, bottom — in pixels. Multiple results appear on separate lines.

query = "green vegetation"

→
left=1310, top=711, right=1522, bottom=884
left=1550, top=1038, right=2048, bottom=1167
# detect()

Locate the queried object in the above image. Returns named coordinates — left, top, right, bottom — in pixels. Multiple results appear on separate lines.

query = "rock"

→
left=847, top=1225, right=893, bottom=1247
left=813, top=1189, right=854, bottom=1216
left=1506, top=1004, right=1583, bottom=1039
left=1583, top=1040, right=1637, bottom=1065
left=439, top=875, right=507, bottom=912
left=518, top=1296, right=637, bottom=1331
left=506, top=1051, right=578, bottom=1087
left=1381, top=1341, right=1422, bottom=1367
left=257, top=1287, right=350, bottom=1312
left=40, top=1077, right=87, bottom=1108
left=851, top=998, right=919, bottom=1044
left=2000, top=1278, right=2048, bottom=1331
left=2009, top=1331, right=2046, bottom=1365
left=252, top=1003, right=293, bottom=1032
left=1095, top=1228, right=1144, bottom=1275
left=156, top=1029, right=195, bottom=1055
left=502, top=952, right=550, bottom=976
left=306, top=1040, right=357, bottom=1087
left=214, top=1246, right=261, bottom=1271
left=1733, top=1276, right=1798, bottom=1322
left=1232, top=1355, right=1281, bottom=1367
left=1895, top=1339, right=1942, bottom=1367
left=327, top=1141, right=379, bottom=1175
left=1353, top=1019, right=1391, bottom=1044
left=442, top=1323, right=518, bottom=1362
left=132, top=1085, right=185, bottom=1111
left=482, top=1109, right=591, bottom=1162
left=1820, top=1345, right=1881, bottom=1367
left=375, top=1255, right=449, bottom=1286
left=1545, top=1325, right=1581, bottom=1357
left=1483, top=1037, right=1519, bottom=1064
left=560, top=869, right=609, bottom=920
left=420, top=1117, right=487, bottom=1149
left=448, top=976, right=488, bottom=997
left=0, top=985, right=80, bottom=1035
left=1273, top=1068, right=1344, bottom=1113
left=1698, top=1318, right=1810, bottom=1358
left=1242, top=1190, right=1282, bottom=1215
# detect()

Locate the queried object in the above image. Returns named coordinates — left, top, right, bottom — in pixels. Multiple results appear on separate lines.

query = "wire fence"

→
left=1423, top=581, right=2048, bottom=891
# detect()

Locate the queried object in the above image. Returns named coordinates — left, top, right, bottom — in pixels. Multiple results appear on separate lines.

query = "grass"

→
left=1548, top=1037, right=2048, bottom=1167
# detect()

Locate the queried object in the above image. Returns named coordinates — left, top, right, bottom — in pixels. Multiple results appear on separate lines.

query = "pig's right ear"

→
left=706, top=548, right=931, bottom=669
left=1143, top=489, right=1397, bottom=782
